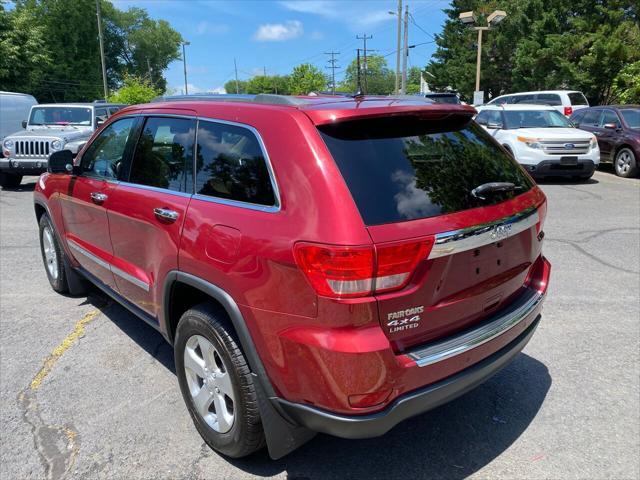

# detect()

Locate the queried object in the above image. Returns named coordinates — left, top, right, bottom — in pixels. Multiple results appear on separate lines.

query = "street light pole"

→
left=401, top=5, right=409, bottom=94
left=395, top=0, right=402, bottom=94
left=474, top=27, right=488, bottom=93
left=182, top=41, right=190, bottom=95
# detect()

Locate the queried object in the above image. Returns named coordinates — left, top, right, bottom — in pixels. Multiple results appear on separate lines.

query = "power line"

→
left=324, top=51, right=340, bottom=94
left=356, top=34, right=375, bottom=94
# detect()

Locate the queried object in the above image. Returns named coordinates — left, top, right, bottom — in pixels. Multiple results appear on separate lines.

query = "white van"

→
left=486, top=90, right=589, bottom=117
left=1, top=92, right=38, bottom=144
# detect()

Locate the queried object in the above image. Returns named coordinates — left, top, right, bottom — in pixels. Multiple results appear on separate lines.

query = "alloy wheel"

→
left=42, top=226, right=59, bottom=280
left=184, top=334, right=235, bottom=433
left=615, top=149, right=633, bottom=176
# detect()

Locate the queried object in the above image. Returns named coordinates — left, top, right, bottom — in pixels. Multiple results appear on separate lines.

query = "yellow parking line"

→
left=30, top=309, right=102, bottom=390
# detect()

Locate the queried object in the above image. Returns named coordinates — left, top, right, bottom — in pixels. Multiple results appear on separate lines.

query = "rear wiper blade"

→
left=471, top=182, right=522, bottom=200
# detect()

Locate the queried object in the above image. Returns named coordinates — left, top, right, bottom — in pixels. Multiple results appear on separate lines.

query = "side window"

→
left=94, top=108, right=108, bottom=126
left=536, top=94, right=562, bottom=106
left=487, top=110, right=503, bottom=127
left=513, top=94, right=535, bottom=104
left=600, top=110, right=620, bottom=128
left=128, top=117, right=195, bottom=193
left=571, top=110, right=586, bottom=124
left=475, top=111, right=490, bottom=125
left=582, top=109, right=601, bottom=126
left=108, top=107, right=121, bottom=116
left=195, top=121, right=276, bottom=206
left=80, top=117, right=135, bottom=179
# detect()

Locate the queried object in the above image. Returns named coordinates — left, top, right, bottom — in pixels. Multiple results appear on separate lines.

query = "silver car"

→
left=1, top=102, right=125, bottom=188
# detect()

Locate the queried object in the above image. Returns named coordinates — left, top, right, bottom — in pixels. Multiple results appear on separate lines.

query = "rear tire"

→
left=614, top=147, right=638, bottom=178
left=38, top=215, right=69, bottom=293
left=175, top=303, right=265, bottom=458
left=0, top=172, right=23, bottom=189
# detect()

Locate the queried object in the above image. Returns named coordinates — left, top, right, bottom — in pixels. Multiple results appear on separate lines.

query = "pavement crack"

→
left=547, top=238, right=640, bottom=275
left=16, top=307, right=104, bottom=480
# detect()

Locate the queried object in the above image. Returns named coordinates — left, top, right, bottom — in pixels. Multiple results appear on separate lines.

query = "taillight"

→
left=294, top=238, right=434, bottom=299
left=564, top=106, right=573, bottom=116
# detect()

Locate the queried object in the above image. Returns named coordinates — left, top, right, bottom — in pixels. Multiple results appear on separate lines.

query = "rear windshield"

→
left=568, top=92, right=588, bottom=106
left=319, top=116, right=533, bottom=225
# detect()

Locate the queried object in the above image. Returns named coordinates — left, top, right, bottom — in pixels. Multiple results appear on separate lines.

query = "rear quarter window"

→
left=319, top=116, right=533, bottom=225
left=568, top=92, right=589, bottom=106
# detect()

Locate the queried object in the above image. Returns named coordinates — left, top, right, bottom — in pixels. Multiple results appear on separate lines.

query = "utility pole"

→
left=324, top=51, right=340, bottom=94
left=234, top=58, right=239, bottom=94
left=95, top=0, right=108, bottom=100
left=147, top=58, right=152, bottom=80
left=401, top=5, right=409, bottom=94
left=181, top=41, right=190, bottom=95
left=263, top=66, right=267, bottom=76
left=356, top=34, right=373, bottom=94
left=356, top=48, right=362, bottom=93
left=394, top=0, right=402, bottom=94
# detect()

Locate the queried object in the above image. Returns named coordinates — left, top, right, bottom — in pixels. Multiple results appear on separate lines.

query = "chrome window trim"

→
left=194, top=117, right=281, bottom=212
left=407, top=288, right=545, bottom=367
left=117, top=181, right=193, bottom=199
left=429, top=207, right=539, bottom=259
left=67, top=239, right=150, bottom=291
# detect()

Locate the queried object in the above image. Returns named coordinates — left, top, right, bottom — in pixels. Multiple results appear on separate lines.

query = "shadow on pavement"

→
left=87, top=289, right=551, bottom=480
left=2, top=180, right=37, bottom=192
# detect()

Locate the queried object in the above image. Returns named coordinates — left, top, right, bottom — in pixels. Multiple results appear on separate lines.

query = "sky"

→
left=112, top=0, right=451, bottom=94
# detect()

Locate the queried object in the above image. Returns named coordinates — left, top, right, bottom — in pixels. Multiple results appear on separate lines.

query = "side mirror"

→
left=603, top=123, right=618, bottom=130
left=487, top=122, right=503, bottom=129
left=48, top=150, right=75, bottom=174
left=21, top=120, right=27, bottom=129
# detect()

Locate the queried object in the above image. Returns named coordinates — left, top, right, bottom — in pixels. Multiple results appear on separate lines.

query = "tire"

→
left=175, top=303, right=265, bottom=458
left=614, top=147, right=638, bottom=178
left=38, top=215, right=69, bottom=293
left=0, top=172, right=23, bottom=189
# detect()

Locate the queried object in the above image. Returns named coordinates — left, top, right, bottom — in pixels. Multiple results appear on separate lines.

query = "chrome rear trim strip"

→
left=67, top=239, right=150, bottom=291
left=407, top=288, right=545, bottom=367
left=429, top=207, right=539, bottom=259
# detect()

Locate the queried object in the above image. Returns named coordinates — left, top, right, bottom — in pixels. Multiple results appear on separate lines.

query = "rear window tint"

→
left=319, top=116, right=533, bottom=225
left=536, top=94, right=562, bottom=106
left=568, top=92, right=588, bottom=105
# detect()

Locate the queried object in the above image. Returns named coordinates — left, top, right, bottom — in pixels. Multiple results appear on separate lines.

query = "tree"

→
left=3, top=0, right=182, bottom=102
left=245, top=75, right=291, bottom=94
left=341, top=55, right=395, bottom=94
left=107, top=75, right=161, bottom=104
left=224, top=79, right=248, bottom=94
left=0, top=4, right=52, bottom=95
left=611, top=61, right=640, bottom=104
left=288, top=63, right=326, bottom=94
left=406, top=66, right=422, bottom=94
left=426, top=0, right=640, bottom=104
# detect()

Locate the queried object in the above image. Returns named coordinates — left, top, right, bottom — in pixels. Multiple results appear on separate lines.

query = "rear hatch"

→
left=317, top=112, right=545, bottom=351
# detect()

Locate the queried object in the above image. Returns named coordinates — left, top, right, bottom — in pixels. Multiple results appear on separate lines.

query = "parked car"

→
left=34, top=94, right=550, bottom=460
left=475, top=104, right=599, bottom=180
left=570, top=105, right=640, bottom=178
left=0, top=91, right=38, bottom=180
left=487, top=90, right=589, bottom=117
left=1, top=102, right=125, bottom=188
left=423, top=92, right=461, bottom=104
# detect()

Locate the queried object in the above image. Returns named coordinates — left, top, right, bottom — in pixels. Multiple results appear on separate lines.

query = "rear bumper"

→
left=276, top=314, right=541, bottom=439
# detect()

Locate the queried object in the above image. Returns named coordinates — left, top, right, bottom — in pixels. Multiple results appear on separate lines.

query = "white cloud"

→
left=195, top=21, right=230, bottom=35
left=280, top=1, right=393, bottom=29
left=172, top=84, right=227, bottom=95
left=253, top=20, right=303, bottom=42
left=309, top=30, right=324, bottom=40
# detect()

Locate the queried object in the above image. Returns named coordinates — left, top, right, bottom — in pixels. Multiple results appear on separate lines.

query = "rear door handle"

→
left=90, top=192, right=108, bottom=204
left=153, top=207, right=179, bottom=222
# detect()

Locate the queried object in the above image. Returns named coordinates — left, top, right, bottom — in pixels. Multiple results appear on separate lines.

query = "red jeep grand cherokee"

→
left=34, top=94, right=550, bottom=459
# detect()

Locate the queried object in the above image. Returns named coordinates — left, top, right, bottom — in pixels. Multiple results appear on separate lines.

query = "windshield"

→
left=29, top=107, right=92, bottom=126
left=620, top=109, right=640, bottom=129
left=503, top=110, right=571, bottom=129
left=319, top=116, right=533, bottom=225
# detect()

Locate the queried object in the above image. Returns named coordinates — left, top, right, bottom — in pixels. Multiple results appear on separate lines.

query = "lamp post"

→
left=459, top=9, right=507, bottom=103
left=181, top=41, right=191, bottom=95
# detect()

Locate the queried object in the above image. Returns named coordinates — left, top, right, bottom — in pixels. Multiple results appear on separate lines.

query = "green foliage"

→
left=246, top=75, right=291, bottom=94
left=611, top=61, right=640, bottom=104
left=223, top=79, right=249, bottom=94
left=288, top=63, right=327, bottom=94
left=406, top=67, right=422, bottom=94
left=107, top=75, right=161, bottom=104
left=1, top=0, right=182, bottom=102
left=342, top=54, right=395, bottom=94
left=426, top=0, right=640, bottom=104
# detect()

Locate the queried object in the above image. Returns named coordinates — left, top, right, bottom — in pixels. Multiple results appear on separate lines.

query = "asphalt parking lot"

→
left=1, top=170, right=639, bottom=480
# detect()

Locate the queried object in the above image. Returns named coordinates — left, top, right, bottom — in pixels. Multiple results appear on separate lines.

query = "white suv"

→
left=486, top=90, right=589, bottom=117
left=475, top=104, right=599, bottom=180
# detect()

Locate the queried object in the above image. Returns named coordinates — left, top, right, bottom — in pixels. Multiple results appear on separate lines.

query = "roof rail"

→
left=150, top=93, right=310, bottom=106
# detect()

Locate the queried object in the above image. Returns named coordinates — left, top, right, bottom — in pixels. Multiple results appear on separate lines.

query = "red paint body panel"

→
left=34, top=96, right=550, bottom=418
